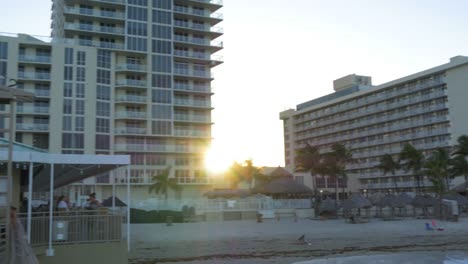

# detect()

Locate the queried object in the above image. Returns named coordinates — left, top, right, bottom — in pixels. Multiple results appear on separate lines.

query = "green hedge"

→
left=130, top=208, right=183, bottom=223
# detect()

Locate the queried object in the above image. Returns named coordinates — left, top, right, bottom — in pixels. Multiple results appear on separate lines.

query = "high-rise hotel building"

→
left=0, top=0, right=223, bottom=201
left=280, top=56, right=468, bottom=194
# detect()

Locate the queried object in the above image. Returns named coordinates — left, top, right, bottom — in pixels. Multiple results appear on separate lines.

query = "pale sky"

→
left=2, top=1, right=468, bottom=171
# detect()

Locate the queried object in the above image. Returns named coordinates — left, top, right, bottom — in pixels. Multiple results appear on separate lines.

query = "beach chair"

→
left=431, top=220, right=445, bottom=231
left=425, top=222, right=434, bottom=231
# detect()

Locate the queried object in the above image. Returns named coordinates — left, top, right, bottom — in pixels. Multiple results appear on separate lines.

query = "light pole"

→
left=363, top=189, right=367, bottom=197
left=319, top=189, right=323, bottom=200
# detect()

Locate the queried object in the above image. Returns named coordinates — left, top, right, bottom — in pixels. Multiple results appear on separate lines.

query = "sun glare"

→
left=204, top=146, right=234, bottom=174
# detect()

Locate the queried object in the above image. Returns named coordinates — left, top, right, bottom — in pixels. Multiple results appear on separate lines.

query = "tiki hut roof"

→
left=319, top=197, right=339, bottom=212
left=443, top=193, right=468, bottom=206
left=369, top=193, right=386, bottom=206
left=342, top=194, right=372, bottom=210
left=203, top=189, right=252, bottom=199
left=375, top=194, right=408, bottom=208
left=397, top=193, right=413, bottom=205
left=451, top=181, right=468, bottom=193
left=102, top=196, right=127, bottom=207
left=412, top=194, right=438, bottom=208
left=253, top=177, right=312, bottom=194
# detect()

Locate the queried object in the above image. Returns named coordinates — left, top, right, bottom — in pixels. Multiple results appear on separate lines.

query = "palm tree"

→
left=148, top=166, right=181, bottom=201
left=377, top=154, right=401, bottom=193
left=329, top=143, right=353, bottom=200
left=295, top=143, right=321, bottom=197
left=451, top=135, right=468, bottom=190
left=423, top=148, right=450, bottom=194
left=399, top=143, right=425, bottom=193
left=227, top=160, right=263, bottom=189
left=423, top=148, right=451, bottom=219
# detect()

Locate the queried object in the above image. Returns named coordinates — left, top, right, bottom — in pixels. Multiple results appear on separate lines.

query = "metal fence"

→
left=18, top=211, right=123, bottom=246
left=132, top=198, right=312, bottom=212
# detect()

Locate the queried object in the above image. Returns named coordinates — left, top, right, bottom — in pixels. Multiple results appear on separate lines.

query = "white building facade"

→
left=0, top=0, right=223, bottom=202
left=280, top=56, right=468, bottom=194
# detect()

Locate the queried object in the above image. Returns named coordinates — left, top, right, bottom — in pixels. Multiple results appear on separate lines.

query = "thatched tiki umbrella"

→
left=319, top=197, right=339, bottom=217
left=252, top=176, right=313, bottom=199
left=342, top=194, right=372, bottom=217
left=412, top=194, right=438, bottom=217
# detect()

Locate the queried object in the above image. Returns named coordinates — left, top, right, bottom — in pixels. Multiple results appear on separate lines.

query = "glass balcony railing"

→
left=64, top=7, right=125, bottom=20
left=115, top=111, right=147, bottom=119
left=115, top=63, right=146, bottom=72
left=17, top=72, right=50, bottom=80
left=64, top=23, right=125, bottom=35
left=116, top=79, right=147, bottom=87
left=18, top=55, right=51, bottom=64
left=174, top=83, right=212, bottom=93
left=16, top=123, right=49, bottom=131
left=116, top=95, right=146, bottom=103
left=114, top=127, right=146, bottom=135
left=17, top=106, right=49, bottom=114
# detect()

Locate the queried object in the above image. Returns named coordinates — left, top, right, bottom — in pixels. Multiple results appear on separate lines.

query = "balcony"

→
left=173, top=129, right=210, bottom=137
left=114, top=143, right=204, bottom=153
left=17, top=71, right=51, bottom=81
left=173, top=50, right=223, bottom=64
left=173, top=68, right=212, bottom=79
left=173, top=6, right=223, bottom=21
left=64, top=6, right=125, bottom=20
left=115, top=79, right=147, bottom=88
left=177, top=177, right=214, bottom=185
left=115, top=63, right=146, bottom=72
left=174, top=83, right=212, bottom=93
left=115, top=95, right=146, bottom=103
left=18, top=55, right=51, bottom=64
left=173, top=35, right=223, bottom=49
left=173, top=21, right=223, bottom=35
left=114, top=111, right=147, bottom=119
left=17, top=106, right=49, bottom=114
left=64, top=23, right=125, bottom=35
left=16, top=123, right=49, bottom=131
left=174, top=114, right=211, bottom=123
left=75, top=39, right=124, bottom=50
left=173, top=99, right=211, bottom=108
left=114, top=127, right=146, bottom=135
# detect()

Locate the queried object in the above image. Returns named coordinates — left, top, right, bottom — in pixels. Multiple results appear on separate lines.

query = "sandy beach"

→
left=129, top=217, right=468, bottom=264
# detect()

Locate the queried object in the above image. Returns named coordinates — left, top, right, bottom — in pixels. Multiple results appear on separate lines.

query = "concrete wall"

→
left=446, top=64, right=468, bottom=144
left=34, top=241, right=128, bottom=264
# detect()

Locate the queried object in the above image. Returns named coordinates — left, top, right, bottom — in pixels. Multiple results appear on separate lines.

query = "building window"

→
left=96, top=134, right=110, bottom=150
left=127, top=6, right=148, bottom=21
left=64, top=83, right=73, bottom=97
left=152, top=121, right=171, bottom=135
left=96, top=69, right=110, bottom=84
left=96, top=101, right=110, bottom=116
left=152, top=74, right=171, bottom=88
left=65, top=47, right=73, bottom=64
left=96, top=118, right=110, bottom=133
left=128, top=0, right=148, bottom=6
left=152, top=25, right=171, bottom=39
left=76, top=83, right=85, bottom=98
left=152, top=55, right=171, bottom=73
left=96, top=85, right=110, bottom=100
left=63, top=99, right=73, bottom=114
left=75, top=100, right=85, bottom=115
left=97, top=50, right=111, bottom=68
left=63, top=116, right=72, bottom=131
left=152, top=10, right=171, bottom=24
left=152, top=0, right=171, bottom=9
left=127, top=21, right=147, bottom=36
left=76, top=67, right=85, bottom=81
left=0, top=42, right=7, bottom=60
left=152, top=89, right=172, bottom=103
left=75, top=116, right=84, bottom=131
left=64, top=66, right=73, bottom=80
left=77, top=51, right=86, bottom=65
left=127, top=37, right=147, bottom=52
left=152, top=40, right=171, bottom=54
left=152, top=105, right=172, bottom=119
left=62, top=133, right=84, bottom=148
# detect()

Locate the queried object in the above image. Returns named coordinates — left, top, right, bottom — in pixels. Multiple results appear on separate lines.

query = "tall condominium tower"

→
left=0, top=0, right=223, bottom=202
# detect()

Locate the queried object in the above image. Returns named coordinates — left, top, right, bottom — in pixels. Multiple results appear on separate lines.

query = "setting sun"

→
left=204, top=146, right=234, bottom=174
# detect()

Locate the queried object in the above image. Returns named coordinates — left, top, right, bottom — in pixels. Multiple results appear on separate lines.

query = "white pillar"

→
left=27, top=161, right=33, bottom=244
left=47, top=163, right=54, bottom=256
left=126, top=165, right=131, bottom=251
left=111, top=170, right=115, bottom=209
